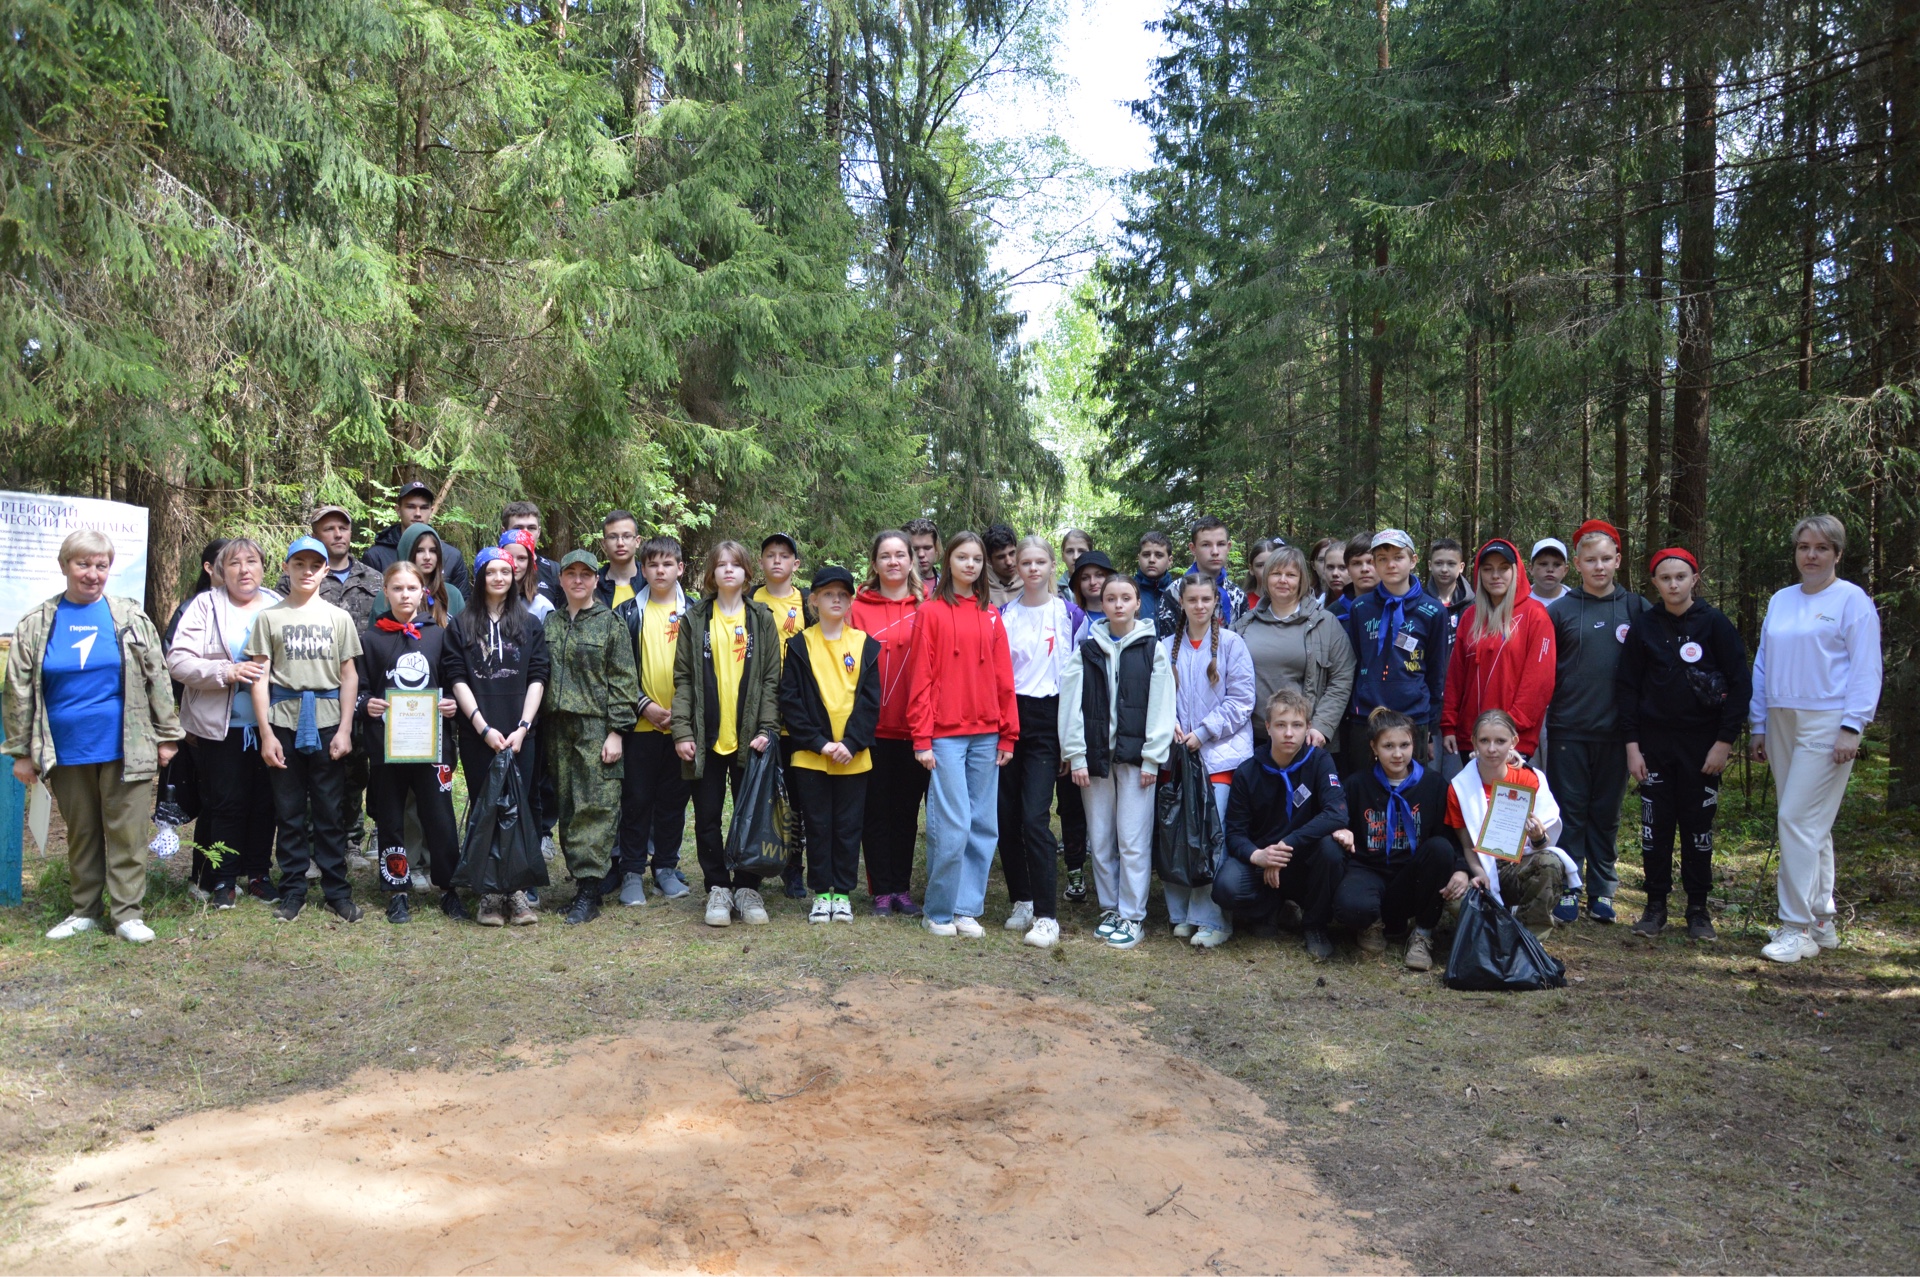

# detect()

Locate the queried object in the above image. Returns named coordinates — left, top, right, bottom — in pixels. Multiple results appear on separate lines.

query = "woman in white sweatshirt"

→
left=1748, top=515, right=1883, bottom=964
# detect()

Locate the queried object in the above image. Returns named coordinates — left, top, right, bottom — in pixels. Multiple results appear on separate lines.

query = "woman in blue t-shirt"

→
left=4, top=530, right=184, bottom=944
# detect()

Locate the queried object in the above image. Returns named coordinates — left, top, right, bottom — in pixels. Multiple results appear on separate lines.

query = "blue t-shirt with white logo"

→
left=43, top=598, right=123, bottom=765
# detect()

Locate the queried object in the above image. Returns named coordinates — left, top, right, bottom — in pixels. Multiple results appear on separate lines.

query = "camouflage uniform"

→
left=544, top=599, right=639, bottom=881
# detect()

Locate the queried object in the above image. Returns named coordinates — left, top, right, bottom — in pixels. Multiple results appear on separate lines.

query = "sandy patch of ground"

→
left=7, top=979, right=1401, bottom=1275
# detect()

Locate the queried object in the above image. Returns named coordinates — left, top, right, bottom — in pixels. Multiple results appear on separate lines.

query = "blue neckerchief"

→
left=1375, top=578, right=1424, bottom=672
left=269, top=685, right=340, bottom=753
left=1258, top=744, right=1318, bottom=824
left=1374, top=761, right=1424, bottom=861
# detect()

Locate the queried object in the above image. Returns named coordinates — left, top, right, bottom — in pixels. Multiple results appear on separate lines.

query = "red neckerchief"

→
left=376, top=615, right=422, bottom=640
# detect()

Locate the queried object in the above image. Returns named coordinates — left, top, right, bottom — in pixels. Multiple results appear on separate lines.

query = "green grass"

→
left=1, top=743, right=1916, bottom=1273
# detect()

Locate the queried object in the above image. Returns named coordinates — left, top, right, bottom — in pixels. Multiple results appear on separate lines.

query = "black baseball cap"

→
left=1070, top=550, right=1115, bottom=583
left=761, top=531, right=799, bottom=554
left=396, top=480, right=434, bottom=503
left=811, top=565, right=856, bottom=593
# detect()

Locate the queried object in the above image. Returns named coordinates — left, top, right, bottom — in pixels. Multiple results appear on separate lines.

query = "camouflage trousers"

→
left=547, top=712, right=622, bottom=881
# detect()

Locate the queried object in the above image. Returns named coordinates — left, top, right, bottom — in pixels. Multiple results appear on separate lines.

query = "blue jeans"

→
left=923, top=733, right=1001, bottom=924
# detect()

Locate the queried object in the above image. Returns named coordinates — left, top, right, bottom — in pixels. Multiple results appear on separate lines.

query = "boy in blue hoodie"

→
left=1343, top=529, right=1448, bottom=774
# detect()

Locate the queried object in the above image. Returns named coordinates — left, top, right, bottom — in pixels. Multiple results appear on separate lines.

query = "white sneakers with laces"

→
left=1004, top=900, right=1034, bottom=931
left=1022, top=917, right=1060, bottom=948
left=1190, top=926, right=1231, bottom=949
left=830, top=896, right=853, bottom=924
left=704, top=887, right=734, bottom=927
left=1762, top=925, right=1820, bottom=964
left=809, top=896, right=833, bottom=925
left=734, top=888, right=770, bottom=925
left=115, top=919, right=155, bottom=944
left=46, top=915, right=97, bottom=940
left=923, top=917, right=958, bottom=937
left=953, top=915, right=985, bottom=938
left=1106, top=917, right=1144, bottom=950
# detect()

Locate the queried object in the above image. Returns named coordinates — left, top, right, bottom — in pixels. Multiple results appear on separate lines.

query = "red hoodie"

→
left=1440, top=539, right=1558, bottom=755
left=907, top=592, right=1019, bottom=753
left=850, top=586, right=921, bottom=741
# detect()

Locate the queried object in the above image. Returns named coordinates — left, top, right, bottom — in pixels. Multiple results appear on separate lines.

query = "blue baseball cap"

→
left=285, top=535, right=329, bottom=564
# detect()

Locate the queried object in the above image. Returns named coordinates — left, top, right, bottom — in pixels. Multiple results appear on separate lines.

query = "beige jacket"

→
left=165, top=588, right=284, bottom=741
left=3, top=594, right=183, bottom=781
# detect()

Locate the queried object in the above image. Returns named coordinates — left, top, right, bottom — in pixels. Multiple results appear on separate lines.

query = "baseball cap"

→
left=558, top=549, right=600, bottom=573
left=811, top=565, right=856, bottom=593
left=1070, top=550, right=1115, bottom=583
left=395, top=480, right=435, bottom=503
left=1370, top=528, right=1416, bottom=553
left=308, top=504, right=352, bottom=528
left=285, top=535, right=329, bottom=564
left=761, top=532, right=799, bottom=555
left=1530, top=537, right=1569, bottom=561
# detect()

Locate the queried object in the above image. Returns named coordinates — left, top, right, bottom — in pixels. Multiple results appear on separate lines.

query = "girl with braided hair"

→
left=1162, top=572, right=1255, bottom=947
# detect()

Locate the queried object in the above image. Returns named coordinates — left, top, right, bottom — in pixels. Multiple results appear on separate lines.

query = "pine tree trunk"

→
left=1645, top=197, right=1666, bottom=549
left=1464, top=325, right=1482, bottom=548
left=1669, top=63, right=1717, bottom=552
left=1884, top=0, right=1920, bottom=809
left=1612, top=187, right=1632, bottom=574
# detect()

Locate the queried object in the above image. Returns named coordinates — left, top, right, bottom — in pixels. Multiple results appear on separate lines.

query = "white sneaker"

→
left=1763, top=926, right=1820, bottom=964
left=923, top=916, right=958, bottom=937
left=735, top=888, right=770, bottom=925
left=115, top=919, right=155, bottom=944
left=809, top=896, right=833, bottom=925
left=540, top=835, right=559, bottom=860
left=46, top=915, right=97, bottom=940
left=1172, top=922, right=1196, bottom=939
left=409, top=869, right=431, bottom=892
left=830, top=896, right=854, bottom=924
left=1811, top=920, right=1840, bottom=949
left=1106, top=917, right=1144, bottom=950
left=953, top=915, right=985, bottom=938
left=705, top=887, right=734, bottom=927
left=1004, top=900, right=1034, bottom=931
left=1191, top=926, right=1231, bottom=948
left=1094, top=910, right=1120, bottom=939
left=1022, top=917, right=1060, bottom=948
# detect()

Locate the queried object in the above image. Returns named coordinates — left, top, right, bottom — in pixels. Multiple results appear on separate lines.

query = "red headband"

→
left=1648, top=546, right=1698, bottom=575
left=1574, top=519, right=1622, bottom=549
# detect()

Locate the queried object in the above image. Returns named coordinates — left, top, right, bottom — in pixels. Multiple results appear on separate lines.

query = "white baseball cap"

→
left=1530, top=537, right=1569, bottom=562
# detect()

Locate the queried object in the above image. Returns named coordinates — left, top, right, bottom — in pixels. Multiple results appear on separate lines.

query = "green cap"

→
left=558, top=549, right=600, bottom=573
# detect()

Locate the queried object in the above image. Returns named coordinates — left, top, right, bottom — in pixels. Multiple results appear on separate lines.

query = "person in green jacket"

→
left=671, top=539, right=782, bottom=928
left=543, top=549, right=639, bottom=924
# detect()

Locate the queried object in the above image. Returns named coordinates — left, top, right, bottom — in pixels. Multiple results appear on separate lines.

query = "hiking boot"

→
left=619, top=872, right=650, bottom=907
left=477, top=895, right=507, bottom=927
left=1404, top=929, right=1435, bottom=972
left=1631, top=901, right=1667, bottom=937
left=1686, top=911, right=1717, bottom=942
left=830, top=895, right=853, bottom=924
left=1023, top=917, right=1060, bottom=948
left=1005, top=900, right=1035, bottom=932
left=810, top=896, right=833, bottom=925
left=705, top=887, right=734, bottom=927
left=440, top=890, right=468, bottom=922
left=735, top=888, right=770, bottom=925
left=386, top=893, right=412, bottom=925
left=652, top=867, right=691, bottom=900
left=210, top=883, right=237, bottom=910
left=1552, top=891, right=1581, bottom=924
left=564, top=879, right=602, bottom=925
left=1587, top=896, right=1617, bottom=924
left=1063, top=868, right=1087, bottom=903
left=1357, top=921, right=1387, bottom=955
left=1304, top=929, right=1334, bottom=961
left=274, top=896, right=305, bottom=923
left=326, top=897, right=363, bottom=924
left=507, top=891, right=538, bottom=926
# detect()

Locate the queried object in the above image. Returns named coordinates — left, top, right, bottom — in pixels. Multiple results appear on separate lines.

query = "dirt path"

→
left=7, top=979, right=1400, bottom=1275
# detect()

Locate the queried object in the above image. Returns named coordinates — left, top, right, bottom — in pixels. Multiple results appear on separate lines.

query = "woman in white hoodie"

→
left=1749, top=515, right=1883, bottom=964
left=1163, top=572, right=1254, bottom=948
left=1059, top=575, right=1176, bottom=951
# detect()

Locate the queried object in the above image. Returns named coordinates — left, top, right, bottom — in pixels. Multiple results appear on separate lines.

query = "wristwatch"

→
left=516, top=720, right=533, bottom=732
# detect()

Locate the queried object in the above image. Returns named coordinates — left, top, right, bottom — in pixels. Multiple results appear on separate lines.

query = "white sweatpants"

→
left=1082, top=764, right=1156, bottom=923
left=1766, top=707, right=1854, bottom=927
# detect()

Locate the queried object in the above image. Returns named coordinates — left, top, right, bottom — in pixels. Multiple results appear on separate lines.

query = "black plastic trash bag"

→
left=1153, top=747, right=1221, bottom=889
left=725, top=746, right=790, bottom=877
left=453, top=751, right=550, bottom=895
left=1443, top=887, right=1567, bottom=991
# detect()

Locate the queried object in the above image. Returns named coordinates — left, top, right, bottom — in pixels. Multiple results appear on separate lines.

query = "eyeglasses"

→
left=606, top=531, right=640, bottom=543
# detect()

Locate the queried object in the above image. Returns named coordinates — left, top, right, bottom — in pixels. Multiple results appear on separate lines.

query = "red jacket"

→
left=850, top=587, right=921, bottom=741
left=907, top=592, right=1019, bottom=752
left=1440, top=540, right=1558, bottom=755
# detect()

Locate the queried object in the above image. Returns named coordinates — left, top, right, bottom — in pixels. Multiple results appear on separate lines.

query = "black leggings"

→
left=1331, top=837, right=1459, bottom=933
left=862, top=738, right=927, bottom=896
left=1638, top=732, right=1721, bottom=910
left=996, top=695, right=1061, bottom=918
left=190, top=729, right=276, bottom=886
left=691, top=750, right=758, bottom=891
left=368, top=758, right=460, bottom=892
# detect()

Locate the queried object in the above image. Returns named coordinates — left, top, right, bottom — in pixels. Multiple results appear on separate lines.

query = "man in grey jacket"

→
left=1545, top=520, right=1649, bottom=925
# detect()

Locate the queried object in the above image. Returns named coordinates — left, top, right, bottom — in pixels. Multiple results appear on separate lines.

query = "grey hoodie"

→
left=1058, top=619, right=1177, bottom=777
left=1231, top=592, right=1356, bottom=744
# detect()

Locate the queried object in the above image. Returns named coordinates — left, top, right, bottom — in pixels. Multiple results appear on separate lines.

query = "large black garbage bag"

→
left=1444, top=887, right=1567, bottom=991
left=454, top=750, right=550, bottom=895
left=725, top=746, right=789, bottom=877
left=1153, top=747, right=1221, bottom=889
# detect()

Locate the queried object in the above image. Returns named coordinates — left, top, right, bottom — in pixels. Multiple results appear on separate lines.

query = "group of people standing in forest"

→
left=4, top=488, right=1881, bottom=972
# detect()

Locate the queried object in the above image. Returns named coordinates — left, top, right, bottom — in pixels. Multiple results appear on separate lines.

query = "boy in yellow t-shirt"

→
left=754, top=532, right=814, bottom=897
left=610, top=535, right=695, bottom=905
left=776, top=566, right=881, bottom=924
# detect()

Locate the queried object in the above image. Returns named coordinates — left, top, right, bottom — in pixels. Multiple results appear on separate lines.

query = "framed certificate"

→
left=384, top=688, right=442, bottom=763
left=1474, top=777, right=1537, bottom=862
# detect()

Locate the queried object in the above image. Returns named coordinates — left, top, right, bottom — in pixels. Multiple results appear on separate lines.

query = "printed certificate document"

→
left=1474, top=778, right=1536, bottom=862
left=385, top=689, right=441, bottom=763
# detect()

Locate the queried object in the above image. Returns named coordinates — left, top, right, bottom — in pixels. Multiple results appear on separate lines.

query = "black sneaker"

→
left=1686, top=911, right=1717, bottom=942
left=440, top=890, right=468, bottom=921
left=782, top=871, right=808, bottom=900
left=210, top=883, right=237, bottom=910
left=246, top=877, right=279, bottom=904
left=274, top=896, right=305, bottom=923
left=1063, top=868, right=1087, bottom=903
left=327, top=897, right=364, bottom=923
left=564, top=879, right=602, bottom=925
left=1304, top=929, right=1335, bottom=961
left=387, top=893, right=411, bottom=924
left=1631, top=901, right=1668, bottom=937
